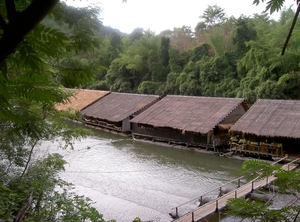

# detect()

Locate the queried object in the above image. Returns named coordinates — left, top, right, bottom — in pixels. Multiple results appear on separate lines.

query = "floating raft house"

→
left=81, top=92, right=160, bottom=133
left=230, top=99, right=300, bottom=158
left=130, top=95, right=248, bottom=150
left=55, top=89, right=109, bottom=113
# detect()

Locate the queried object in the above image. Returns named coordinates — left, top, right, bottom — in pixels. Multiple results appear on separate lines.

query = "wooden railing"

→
left=171, top=156, right=293, bottom=220
left=230, top=141, right=283, bottom=157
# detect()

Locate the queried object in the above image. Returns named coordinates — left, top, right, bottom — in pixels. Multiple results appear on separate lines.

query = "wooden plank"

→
left=173, top=163, right=298, bottom=222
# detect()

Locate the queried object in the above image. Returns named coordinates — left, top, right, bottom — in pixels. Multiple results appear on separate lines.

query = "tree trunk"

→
left=13, top=191, right=33, bottom=222
left=0, top=0, right=60, bottom=64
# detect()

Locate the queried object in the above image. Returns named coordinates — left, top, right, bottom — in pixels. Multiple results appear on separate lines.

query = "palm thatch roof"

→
left=81, top=92, right=160, bottom=122
left=55, top=89, right=109, bottom=112
left=230, top=99, right=300, bottom=138
left=130, top=95, right=245, bottom=134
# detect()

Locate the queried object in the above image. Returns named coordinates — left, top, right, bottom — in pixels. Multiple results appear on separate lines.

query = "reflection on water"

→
left=38, top=127, right=245, bottom=222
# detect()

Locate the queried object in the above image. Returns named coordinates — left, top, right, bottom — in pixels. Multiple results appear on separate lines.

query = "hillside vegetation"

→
left=56, top=5, right=300, bottom=104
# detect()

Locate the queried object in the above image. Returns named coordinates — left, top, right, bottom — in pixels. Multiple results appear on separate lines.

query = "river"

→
left=38, top=126, right=245, bottom=222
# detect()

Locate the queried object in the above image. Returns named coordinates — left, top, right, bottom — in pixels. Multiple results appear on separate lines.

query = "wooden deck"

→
left=132, top=132, right=227, bottom=151
left=230, top=142, right=283, bottom=158
left=172, top=160, right=298, bottom=222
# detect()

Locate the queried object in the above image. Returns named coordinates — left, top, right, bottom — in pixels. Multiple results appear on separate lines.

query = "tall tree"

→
left=108, top=31, right=123, bottom=62
left=233, top=16, right=257, bottom=57
left=199, top=5, right=227, bottom=26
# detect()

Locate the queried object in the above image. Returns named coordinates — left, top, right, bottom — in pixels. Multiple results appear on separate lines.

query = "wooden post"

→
left=252, top=181, right=254, bottom=191
left=192, top=211, right=195, bottom=222
left=215, top=199, right=219, bottom=212
left=238, top=179, right=240, bottom=187
left=235, top=190, right=237, bottom=198
left=176, top=207, right=178, bottom=218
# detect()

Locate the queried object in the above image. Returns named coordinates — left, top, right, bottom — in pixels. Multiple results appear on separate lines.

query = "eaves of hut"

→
left=130, top=95, right=247, bottom=134
left=81, top=92, right=160, bottom=132
left=230, top=99, right=300, bottom=139
left=55, top=89, right=110, bottom=112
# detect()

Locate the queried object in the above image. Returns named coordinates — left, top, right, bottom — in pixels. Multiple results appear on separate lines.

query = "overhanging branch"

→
left=0, top=13, right=7, bottom=30
left=5, top=0, right=17, bottom=21
left=0, top=0, right=60, bottom=63
left=281, top=2, right=300, bottom=55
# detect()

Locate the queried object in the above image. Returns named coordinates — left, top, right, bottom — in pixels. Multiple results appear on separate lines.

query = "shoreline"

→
left=71, top=120, right=288, bottom=163
left=131, top=134, right=253, bottom=162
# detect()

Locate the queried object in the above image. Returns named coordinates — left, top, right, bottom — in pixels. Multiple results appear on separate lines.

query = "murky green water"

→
left=39, top=127, right=245, bottom=222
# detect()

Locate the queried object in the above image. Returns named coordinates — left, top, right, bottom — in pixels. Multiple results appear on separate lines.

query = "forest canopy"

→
left=0, top=0, right=299, bottom=221
left=79, top=4, right=300, bottom=103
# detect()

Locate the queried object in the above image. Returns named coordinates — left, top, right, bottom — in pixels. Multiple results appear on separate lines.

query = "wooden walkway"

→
left=172, top=159, right=298, bottom=222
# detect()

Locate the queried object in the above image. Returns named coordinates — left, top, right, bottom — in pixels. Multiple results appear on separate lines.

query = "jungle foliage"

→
left=0, top=0, right=299, bottom=221
left=0, top=0, right=109, bottom=221
left=83, top=4, right=300, bottom=104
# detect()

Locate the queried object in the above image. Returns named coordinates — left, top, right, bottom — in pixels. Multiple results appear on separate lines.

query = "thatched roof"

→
left=55, top=89, right=109, bottom=112
left=130, top=95, right=245, bottom=134
left=81, top=93, right=160, bottom=122
left=230, top=99, right=300, bottom=138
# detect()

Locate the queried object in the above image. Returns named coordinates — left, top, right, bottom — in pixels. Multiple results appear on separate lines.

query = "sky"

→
left=65, top=0, right=297, bottom=34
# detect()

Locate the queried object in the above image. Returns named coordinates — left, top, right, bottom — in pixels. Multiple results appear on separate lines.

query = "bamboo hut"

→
left=230, top=99, right=300, bottom=158
left=81, top=92, right=160, bottom=133
left=130, top=95, right=248, bottom=150
left=55, top=89, right=110, bottom=113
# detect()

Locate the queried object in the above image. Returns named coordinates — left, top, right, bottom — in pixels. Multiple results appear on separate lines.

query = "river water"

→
left=39, top=127, right=245, bottom=222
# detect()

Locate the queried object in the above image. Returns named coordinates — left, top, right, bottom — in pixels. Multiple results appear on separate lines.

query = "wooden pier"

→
left=172, top=158, right=299, bottom=222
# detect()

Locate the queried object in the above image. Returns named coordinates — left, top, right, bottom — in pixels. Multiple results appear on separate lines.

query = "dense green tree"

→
left=1, top=154, right=105, bottom=222
left=137, top=80, right=162, bottom=94
left=147, top=36, right=170, bottom=83
left=0, top=1, right=109, bottom=220
left=163, top=72, right=181, bottom=95
left=233, top=16, right=257, bottom=57
left=86, top=27, right=125, bottom=90
left=177, top=61, right=202, bottom=96
left=168, top=48, right=190, bottom=74
left=105, top=34, right=173, bottom=93
left=108, top=31, right=123, bottom=63
left=46, top=3, right=103, bottom=88
left=190, top=43, right=212, bottom=62
left=198, top=52, right=239, bottom=97
left=235, top=8, right=300, bottom=101
left=159, top=36, right=170, bottom=68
